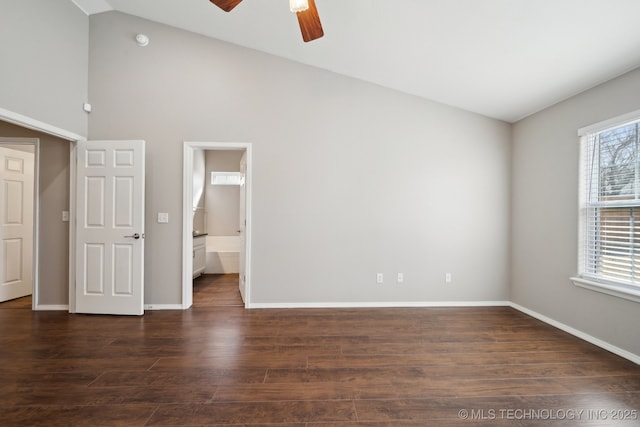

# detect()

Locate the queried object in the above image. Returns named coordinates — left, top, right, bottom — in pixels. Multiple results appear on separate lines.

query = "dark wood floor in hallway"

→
left=193, top=274, right=244, bottom=307
left=1, top=274, right=639, bottom=426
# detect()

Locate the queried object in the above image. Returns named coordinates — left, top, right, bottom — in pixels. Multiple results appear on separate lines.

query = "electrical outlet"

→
left=397, top=273, right=404, bottom=283
left=376, top=273, right=384, bottom=284
left=445, top=273, right=452, bottom=283
left=62, top=211, right=69, bottom=222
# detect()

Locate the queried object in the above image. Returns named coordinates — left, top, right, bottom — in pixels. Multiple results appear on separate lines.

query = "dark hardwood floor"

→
left=1, top=274, right=639, bottom=426
left=193, top=274, right=244, bottom=307
left=0, top=294, right=32, bottom=309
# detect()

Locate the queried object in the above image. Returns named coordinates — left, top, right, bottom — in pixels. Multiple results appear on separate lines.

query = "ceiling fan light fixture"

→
left=210, top=0, right=323, bottom=42
left=289, top=0, right=309, bottom=13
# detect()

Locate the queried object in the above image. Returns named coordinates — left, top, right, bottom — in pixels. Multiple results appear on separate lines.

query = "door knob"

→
left=125, top=233, right=141, bottom=239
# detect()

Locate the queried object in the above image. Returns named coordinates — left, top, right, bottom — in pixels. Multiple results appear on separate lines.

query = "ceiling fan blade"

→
left=209, top=0, right=243, bottom=12
left=296, top=0, right=324, bottom=42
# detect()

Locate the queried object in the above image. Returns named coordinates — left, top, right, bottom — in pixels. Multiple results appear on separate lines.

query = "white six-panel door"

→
left=75, top=140, right=145, bottom=315
left=0, top=147, right=34, bottom=303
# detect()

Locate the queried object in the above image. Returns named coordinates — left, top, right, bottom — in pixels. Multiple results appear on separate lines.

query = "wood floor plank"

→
left=0, top=356, right=161, bottom=373
left=213, top=382, right=359, bottom=402
left=2, top=371, right=101, bottom=389
left=0, top=405, right=157, bottom=427
left=265, top=361, right=635, bottom=384
left=3, top=385, right=215, bottom=406
left=146, top=401, right=357, bottom=425
left=150, top=354, right=308, bottom=370
left=353, top=378, right=572, bottom=399
left=308, top=350, right=604, bottom=369
left=340, top=339, right=611, bottom=355
left=90, top=368, right=267, bottom=387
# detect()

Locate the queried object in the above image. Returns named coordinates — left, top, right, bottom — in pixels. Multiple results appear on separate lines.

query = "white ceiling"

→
left=72, top=0, right=640, bottom=123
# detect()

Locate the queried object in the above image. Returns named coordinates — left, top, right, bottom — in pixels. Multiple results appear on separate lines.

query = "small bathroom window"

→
left=211, top=171, right=243, bottom=186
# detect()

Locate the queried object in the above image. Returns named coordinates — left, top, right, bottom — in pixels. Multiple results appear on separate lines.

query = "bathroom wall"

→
left=205, top=150, right=243, bottom=236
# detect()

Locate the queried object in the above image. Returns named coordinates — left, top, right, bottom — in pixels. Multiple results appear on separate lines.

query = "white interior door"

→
left=0, top=147, right=34, bottom=303
left=75, top=140, right=145, bottom=315
left=238, top=151, right=247, bottom=303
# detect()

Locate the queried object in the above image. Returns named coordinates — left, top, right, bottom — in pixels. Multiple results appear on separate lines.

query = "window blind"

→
left=582, top=120, right=640, bottom=287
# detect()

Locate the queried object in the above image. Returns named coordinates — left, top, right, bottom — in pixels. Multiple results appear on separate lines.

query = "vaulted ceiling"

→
left=72, top=0, right=640, bottom=122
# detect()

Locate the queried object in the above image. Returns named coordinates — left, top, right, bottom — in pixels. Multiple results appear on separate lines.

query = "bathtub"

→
left=204, top=235, right=241, bottom=274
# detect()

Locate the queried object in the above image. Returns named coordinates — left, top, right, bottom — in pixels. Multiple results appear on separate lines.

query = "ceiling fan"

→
left=209, top=0, right=324, bottom=42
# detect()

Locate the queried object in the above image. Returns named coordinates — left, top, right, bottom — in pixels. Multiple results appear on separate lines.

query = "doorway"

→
left=0, top=139, right=37, bottom=307
left=182, top=142, right=252, bottom=309
left=0, top=110, right=83, bottom=312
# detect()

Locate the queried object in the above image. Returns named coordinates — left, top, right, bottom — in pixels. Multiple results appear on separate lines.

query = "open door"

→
left=0, top=147, right=34, bottom=302
left=75, top=140, right=145, bottom=315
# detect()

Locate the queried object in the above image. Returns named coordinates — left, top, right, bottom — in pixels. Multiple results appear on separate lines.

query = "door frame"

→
left=0, top=138, right=39, bottom=308
left=0, top=107, right=84, bottom=311
left=182, top=141, right=253, bottom=309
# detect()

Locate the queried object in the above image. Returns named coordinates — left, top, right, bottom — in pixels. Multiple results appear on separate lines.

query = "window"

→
left=211, top=171, right=243, bottom=186
left=573, top=111, right=640, bottom=302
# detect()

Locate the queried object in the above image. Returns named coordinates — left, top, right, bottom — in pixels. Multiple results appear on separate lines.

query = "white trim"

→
left=509, top=302, right=640, bottom=365
left=0, top=108, right=85, bottom=142
left=35, top=304, right=69, bottom=311
left=33, top=141, right=40, bottom=310
left=570, top=276, right=640, bottom=304
left=144, top=304, right=183, bottom=310
left=248, top=301, right=510, bottom=309
left=578, top=108, right=640, bottom=136
left=182, top=142, right=253, bottom=309
left=68, top=143, right=77, bottom=313
left=182, top=144, right=193, bottom=309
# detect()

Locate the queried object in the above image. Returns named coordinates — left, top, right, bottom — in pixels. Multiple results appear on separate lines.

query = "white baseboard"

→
left=35, top=304, right=69, bottom=311
left=509, top=302, right=640, bottom=365
left=35, top=304, right=184, bottom=312
left=144, top=304, right=183, bottom=310
left=248, top=301, right=510, bottom=309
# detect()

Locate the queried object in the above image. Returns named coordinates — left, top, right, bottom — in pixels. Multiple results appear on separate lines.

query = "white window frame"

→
left=571, top=109, right=640, bottom=303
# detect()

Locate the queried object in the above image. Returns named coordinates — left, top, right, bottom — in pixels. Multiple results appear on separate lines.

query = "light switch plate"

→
left=157, top=212, right=169, bottom=223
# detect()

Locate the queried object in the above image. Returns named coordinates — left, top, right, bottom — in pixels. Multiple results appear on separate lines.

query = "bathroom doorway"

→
left=182, top=142, right=252, bottom=309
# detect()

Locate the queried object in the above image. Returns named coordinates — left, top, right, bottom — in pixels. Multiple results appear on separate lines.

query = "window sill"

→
left=570, top=277, right=640, bottom=304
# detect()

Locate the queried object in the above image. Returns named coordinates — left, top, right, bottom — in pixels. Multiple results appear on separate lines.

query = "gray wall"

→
left=88, top=12, right=511, bottom=305
left=205, top=150, right=243, bottom=236
left=0, top=0, right=89, bottom=137
left=511, top=67, right=640, bottom=357
left=0, top=120, right=70, bottom=306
